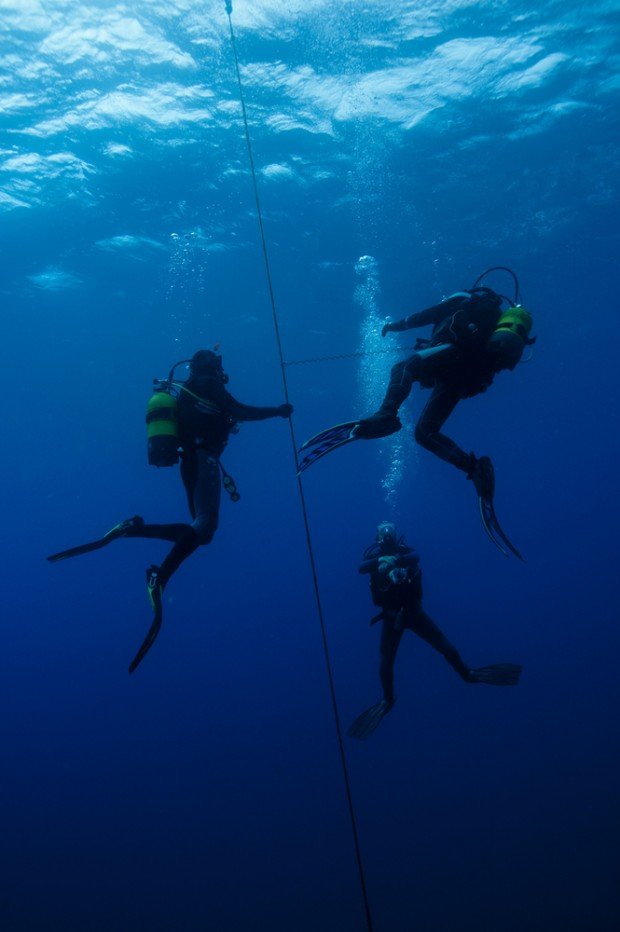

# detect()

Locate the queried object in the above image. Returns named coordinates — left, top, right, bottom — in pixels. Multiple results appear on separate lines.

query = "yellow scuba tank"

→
left=489, top=306, right=534, bottom=370
left=495, top=306, right=533, bottom=341
left=146, top=388, right=180, bottom=466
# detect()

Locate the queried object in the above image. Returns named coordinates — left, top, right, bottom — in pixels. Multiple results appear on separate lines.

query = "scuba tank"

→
left=146, top=384, right=180, bottom=467
left=494, top=305, right=533, bottom=341
left=489, top=305, right=534, bottom=370
left=146, top=359, right=191, bottom=467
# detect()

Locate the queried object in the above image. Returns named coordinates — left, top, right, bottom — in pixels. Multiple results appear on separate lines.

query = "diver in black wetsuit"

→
left=141, top=349, right=291, bottom=593
left=48, top=349, right=292, bottom=672
left=357, top=288, right=518, bottom=465
left=299, top=269, right=534, bottom=558
left=348, top=521, right=522, bottom=740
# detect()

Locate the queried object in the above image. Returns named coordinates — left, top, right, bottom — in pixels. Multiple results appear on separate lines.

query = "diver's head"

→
left=189, top=349, right=229, bottom=383
left=376, top=521, right=398, bottom=548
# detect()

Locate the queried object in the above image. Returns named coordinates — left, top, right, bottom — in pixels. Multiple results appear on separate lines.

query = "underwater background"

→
left=2, top=1, right=619, bottom=929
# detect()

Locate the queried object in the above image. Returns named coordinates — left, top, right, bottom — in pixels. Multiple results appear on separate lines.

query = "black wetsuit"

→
left=128, top=375, right=286, bottom=587
left=378, top=293, right=502, bottom=472
left=360, top=543, right=470, bottom=701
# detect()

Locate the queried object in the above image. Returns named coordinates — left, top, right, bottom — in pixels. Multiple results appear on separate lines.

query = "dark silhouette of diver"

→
left=299, top=268, right=534, bottom=559
left=48, top=349, right=292, bottom=673
left=348, top=521, right=522, bottom=740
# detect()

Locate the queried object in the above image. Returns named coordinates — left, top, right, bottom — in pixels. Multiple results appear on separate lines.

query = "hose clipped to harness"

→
left=220, top=462, right=240, bottom=502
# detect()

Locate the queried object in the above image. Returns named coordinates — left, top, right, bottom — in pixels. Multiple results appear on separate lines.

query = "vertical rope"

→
left=224, top=5, right=374, bottom=931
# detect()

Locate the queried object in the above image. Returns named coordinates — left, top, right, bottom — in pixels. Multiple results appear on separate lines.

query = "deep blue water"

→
left=2, top=2, right=620, bottom=930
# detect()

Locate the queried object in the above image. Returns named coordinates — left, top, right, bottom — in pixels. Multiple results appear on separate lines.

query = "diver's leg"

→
left=155, top=529, right=200, bottom=588
left=156, top=451, right=221, bottom=588
left=376, top=356, right=421, bottom=417
left=189, top=451, right=221, bottom=544
left=180, top=452, right=199, bottom=520
left=357, top=345, right=460, bottom=440
left=379, top=616, right=404, bottom=703
left=347, top=618, right=402, bottom=739
left=376, top=344, right=460, bottom=418
left=46, top=514, right=187, bottom=563
left=125, top=522, right=189, bottom=542
left=124, top=450, right=199, bottom=544
left=414, top=384, right=474, bottom=473
left=354, top=357, right=421, bottom=438
left=409, top=607, right=471, bottom=681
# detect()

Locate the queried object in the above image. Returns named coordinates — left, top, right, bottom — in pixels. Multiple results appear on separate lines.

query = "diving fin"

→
left=300, top=421, right=361, bottom=451
left=470, top=456, right=524, bottom=561
left=128, top=565, right=163, bottom=674
left=298, top=415, right=401, bottom=475
left=47, top=516, right=144, bottom=563
left=348, top=699, right=394, bottom=740
left=469, top=663, right=522, bottom=686
left=298, top=421, right=360, bottom=474
left=479, top=497, right=524, bottom=561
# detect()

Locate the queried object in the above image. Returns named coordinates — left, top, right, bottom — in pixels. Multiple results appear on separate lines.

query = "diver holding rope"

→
left=48, top=349, right=292, bottom=673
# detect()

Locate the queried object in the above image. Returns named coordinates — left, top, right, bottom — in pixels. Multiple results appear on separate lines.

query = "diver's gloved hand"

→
left=278, top=403, right=293, bottom=418
left=381, top=320, right=394, bottom=337
left=378, top=555, right=398, bottom=574
left=388, top=567, right=408, bottom=585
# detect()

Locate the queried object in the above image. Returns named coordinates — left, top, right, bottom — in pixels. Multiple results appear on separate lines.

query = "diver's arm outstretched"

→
left=213, top=383, right=292, bottom=422
left=382, top=295, right=464, bottom=336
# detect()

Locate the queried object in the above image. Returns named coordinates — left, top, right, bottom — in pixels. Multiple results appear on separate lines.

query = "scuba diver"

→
left=299, top=268, right=535, bottom=559
left=348, top=521, right=523, bottom=740
left=48, top=349, right=293, bottom=673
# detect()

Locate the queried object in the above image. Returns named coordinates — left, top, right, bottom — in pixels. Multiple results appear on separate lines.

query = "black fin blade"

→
left=479, top=497, right=524, bottom=561
left=128, top=599, right=163, bottom=674
left=47, top=537, right=109, bottom=563
left=470, top=663, right=523, bottom=685
left=348, top=700, right=393, bottom=740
